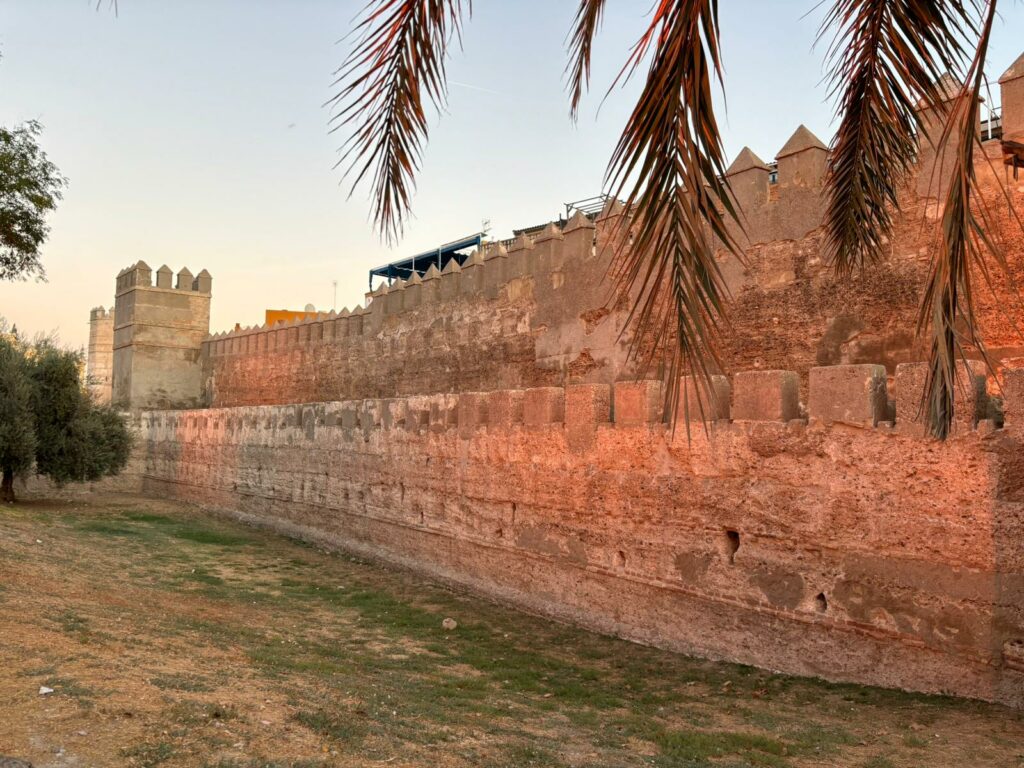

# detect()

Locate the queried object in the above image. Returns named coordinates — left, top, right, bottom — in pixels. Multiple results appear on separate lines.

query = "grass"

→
left=149, top=672, right=218, bottom=692
left=121, top=741, right=175, bottom=767
left=1, top=494, right=1022, bottom=768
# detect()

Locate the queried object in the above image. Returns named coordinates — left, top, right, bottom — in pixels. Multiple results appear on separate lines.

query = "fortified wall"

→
left=137, top=365, right=1024, bottom=706
left=81, top=60, right=1024, bottom=705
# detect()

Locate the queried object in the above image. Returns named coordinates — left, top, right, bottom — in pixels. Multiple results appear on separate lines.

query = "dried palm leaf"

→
left=821, top=0, right=974, bottom=275
left=917, top=0, right=1006, bottom=439
left=604, top=0, right=741, bottom=430
left=330, top=0, right=468, bottom=243
left=567, top=0, right=608, bottom=121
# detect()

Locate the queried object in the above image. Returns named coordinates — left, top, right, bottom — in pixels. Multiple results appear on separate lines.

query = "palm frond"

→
left=917, top=0, right=1004, bottom=439
left=566, top=0, right=608, bottom=121
left=821, top=0, right=974, bottom=275
left=330, top=0, right=467, bottom=244
left=605, top=0, right=741, bottom=430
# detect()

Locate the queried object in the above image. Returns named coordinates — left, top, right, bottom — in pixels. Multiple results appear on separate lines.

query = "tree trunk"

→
left=1, top=468, right=14, bottom=503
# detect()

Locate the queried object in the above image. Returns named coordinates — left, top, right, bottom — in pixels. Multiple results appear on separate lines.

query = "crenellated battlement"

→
left=111, top=262, right=212, bottom=409
left=201, top=209, right=600, bottom=361
left=144, top=362, right=1019, bottom=440
left=723, top=67, right=1024, bottom=248
left=115, top=261, right=213, bottom=295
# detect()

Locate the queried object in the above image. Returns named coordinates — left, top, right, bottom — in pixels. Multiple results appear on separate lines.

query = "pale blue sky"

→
left=1, top=0, right=1022, bottom=348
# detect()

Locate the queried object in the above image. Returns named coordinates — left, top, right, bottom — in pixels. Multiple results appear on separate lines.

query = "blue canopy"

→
left=368, top=233, right=484, bottom=289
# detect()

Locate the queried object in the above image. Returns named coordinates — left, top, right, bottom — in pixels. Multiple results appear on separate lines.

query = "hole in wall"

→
left=400, top=483, right=405, bottom=503
left=725, top=530, right=740, bottom=565
left=419, top=509, right=425, bottom=525
left=495, top=526, right=504, bottom=539
left=613, top=550, right=626, bottom=569
left=814, top=593, right=828, bottom=613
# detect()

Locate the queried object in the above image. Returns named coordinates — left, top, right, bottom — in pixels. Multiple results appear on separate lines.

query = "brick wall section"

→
left=134, top=364, right=1024, bottom=707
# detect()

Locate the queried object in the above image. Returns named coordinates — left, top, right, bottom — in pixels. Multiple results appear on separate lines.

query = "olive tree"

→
left=0, top=326, right=132, bottom=503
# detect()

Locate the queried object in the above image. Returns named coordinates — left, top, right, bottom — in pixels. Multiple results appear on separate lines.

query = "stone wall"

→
left=134, top=365, right=1024, bottom=707
left=202, top=214, right=635, bottom=407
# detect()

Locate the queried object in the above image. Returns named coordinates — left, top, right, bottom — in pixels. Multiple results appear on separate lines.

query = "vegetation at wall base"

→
left=0, top=324, right=131, bottom=502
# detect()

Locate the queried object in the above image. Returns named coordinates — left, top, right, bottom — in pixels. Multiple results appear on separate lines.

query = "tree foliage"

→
left=0, top=120, right=67, bottom=281
left=0, top=335, right=36, bottom=502
left=0, top=327, right=132, bottom=503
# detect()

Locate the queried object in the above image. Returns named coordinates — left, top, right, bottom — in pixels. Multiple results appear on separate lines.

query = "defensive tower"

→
left=86, top=305, right=115, bottom=404
left=111, top=262, right=212, bottom=409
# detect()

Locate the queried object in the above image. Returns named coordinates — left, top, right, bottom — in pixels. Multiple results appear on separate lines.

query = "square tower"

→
left=112, top=262, right=212, bottom=409
left=86, top=305, right=116, bottom=404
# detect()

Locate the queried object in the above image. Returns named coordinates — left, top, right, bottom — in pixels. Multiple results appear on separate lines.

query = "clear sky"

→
left=1, top=0, right=1022, bottom=349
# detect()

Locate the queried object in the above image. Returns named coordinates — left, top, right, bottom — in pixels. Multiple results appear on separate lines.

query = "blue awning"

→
left=369, top=233, right=484, bottom=288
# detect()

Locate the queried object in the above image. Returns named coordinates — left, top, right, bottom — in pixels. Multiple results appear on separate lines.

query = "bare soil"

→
left=1, top=493, right=1022, bottom=768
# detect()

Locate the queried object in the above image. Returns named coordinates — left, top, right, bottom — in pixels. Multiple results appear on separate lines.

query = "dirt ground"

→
left=0, top=493, right=1022, bottom=768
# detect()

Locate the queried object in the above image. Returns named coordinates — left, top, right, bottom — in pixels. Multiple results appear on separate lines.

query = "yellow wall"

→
left=265, top=309, right=320, bottom=327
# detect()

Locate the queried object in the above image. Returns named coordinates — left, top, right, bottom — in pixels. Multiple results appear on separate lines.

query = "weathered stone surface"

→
left=732, top=371, right=800, bottom=421
left=808, top=364, right=888, bottom=427
left=487, top=389, right=524, bottom=427
left=613, top=380, right=663, bottom=425
left=1005, top=369, right=1024, bottom=431
left=678, top=375, right=731, bottom=422
left=565, top=383, right=611, bottom=451
left=524, top=387, right=564, bottom=425
left=457, top=392, right=488, bottom=435
left=895, top=360, right=987, bottom=436
left=134, top=393, right=1024, bottom=707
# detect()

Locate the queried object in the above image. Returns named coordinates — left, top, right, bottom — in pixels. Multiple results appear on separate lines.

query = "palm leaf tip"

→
left=566, top=0, right=608, bottom=120
left=820, top=0, right=973, bottom=275
left=330, top=0, right=468, bottom=244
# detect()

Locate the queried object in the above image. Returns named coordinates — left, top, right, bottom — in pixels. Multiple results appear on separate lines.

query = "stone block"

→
left=339, top=404, right=359, bottom=430
left=524, top=387, right=565, bottom=425
left=487, top=390, right=525, bottom=427
left=808, top=364, right=888, bottom=427
left=565, top=383, right=612, bottom=451
left=429, top=395, right=458, bottom=432
left=458, top=392, right=489, bottom=434
left=731, top=370, right=800, bottom=421
left=360, top=399, right=383, bottom=429
left=382, top=399, right=407, bottom=430
left=614, top=380, right=664, bottom=425
left=678, top=375, right=731, bottom=422
left=1004, top=369, right=1024, bottom=431
left=895, top=360, right=987, bottom=435
left=405, top=402, right=429, bottom=433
